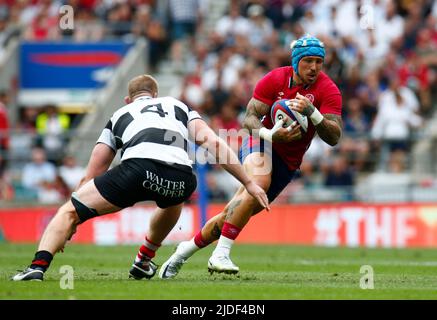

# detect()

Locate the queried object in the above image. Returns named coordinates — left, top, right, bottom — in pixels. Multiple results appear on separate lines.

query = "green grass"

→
left=1, top=243, right=437, bottom=299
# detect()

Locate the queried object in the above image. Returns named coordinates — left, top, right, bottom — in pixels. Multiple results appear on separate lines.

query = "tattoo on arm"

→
left=225, top=199, right=242, bottom=220
left=211, top=223, right=221, bottom=239
left=303, top=103, right=315, bottom=117
left=243, top=98, right=270, bottom=133
left=315, top=114, right=342, bottom=146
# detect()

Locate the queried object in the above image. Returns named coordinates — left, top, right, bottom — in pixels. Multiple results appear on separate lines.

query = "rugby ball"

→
left=270, top=99, right=308, bottom=132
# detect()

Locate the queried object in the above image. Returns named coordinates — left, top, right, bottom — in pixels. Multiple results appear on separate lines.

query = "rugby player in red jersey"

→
left=159, top=35, right=343, bottom=278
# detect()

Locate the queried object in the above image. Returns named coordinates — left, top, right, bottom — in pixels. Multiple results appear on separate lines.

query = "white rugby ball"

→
left=270, top=99, right=308, bottom=132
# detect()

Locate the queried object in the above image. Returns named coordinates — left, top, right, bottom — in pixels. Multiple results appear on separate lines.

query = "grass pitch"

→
left=1, top=243, right=437, bottom=300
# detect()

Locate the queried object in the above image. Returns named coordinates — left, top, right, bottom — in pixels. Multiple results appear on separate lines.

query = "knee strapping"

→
left=71, top=193, right=99, bottom=223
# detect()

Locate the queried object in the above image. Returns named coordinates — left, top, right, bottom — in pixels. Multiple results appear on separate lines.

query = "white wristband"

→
left=309, top=108, right=324, bottom=126
left=259, top=127, right=273, bottom=142
left=258, top=120, right=284, bottom=142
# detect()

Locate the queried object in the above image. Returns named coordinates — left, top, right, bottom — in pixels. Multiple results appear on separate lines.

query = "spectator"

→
left=58, top=155, right=85, bottom=193
left=210, top=101, right=242, bottom=153
left=168, top=0, right=200, bottom=72
left=210, top=101, right=241, bottom=132
left=357, top=70, right=382, bottom=122
left=263, top=0, right=285, bottom=30
left=324, top=48, right=345, bottom=87
left=201, top=48, right=240, bottom=92
left=371, top=78, right=422, bottom=170
left=23, top=3, right=60, bottom=41
left=398, top=52, right=432, bottom=114
left=323, top=154, right=355, bottom=201
left=387, top=149, right=408, bottom=173
left=206, top=170, right=231, bottom=202
left=300, top=8, right=330, bottom=39
left=324, top=155, right=355, bottom=188
left=375, top=0, right=405, bottom=45
left=35, top=105, right=71, bottom=164
left=38, top=175, right=69, bottom=204
left=21, top=147, right=57, bottom=199
left=342, top=98, right=371, bottom=171
left=334, top=0, right=359, bottom=38
left=7, top=106, right=36, bottom=164
left=131, top=5, right=167, bottom=72
left=415, top=23, right=437, bottom=68
left=302, top=135, right=333, bottom=181
left=246, top=4, right=274, bottom=50
left=107, top=2, right=134, bottom=38
left=344, top=98, right=370, bottom=135
left=401, top=1, right=424, bottom=53
left=214, top=2, right=250, bottom=46
left=358, top=28, right=390, bottom=72
left=73, top=8, right=105, bottom=42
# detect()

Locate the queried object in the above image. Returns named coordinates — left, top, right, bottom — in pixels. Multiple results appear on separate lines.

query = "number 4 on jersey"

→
left=141, top=103, right=188, bottom=128
left=141, top=103, right=168, bottom=117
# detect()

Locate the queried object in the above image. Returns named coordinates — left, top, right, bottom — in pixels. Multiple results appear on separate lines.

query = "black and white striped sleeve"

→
left=188, top=106, right=201, bottom=122
left=96, top=119, right=117, bottom=151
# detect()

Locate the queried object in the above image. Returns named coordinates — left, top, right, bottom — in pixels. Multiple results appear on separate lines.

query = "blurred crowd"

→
left=0, top=0, right=436, bottom=204
left=1, top=96, right=85, bottom=203
left=173, top=0, right=437, bottom=202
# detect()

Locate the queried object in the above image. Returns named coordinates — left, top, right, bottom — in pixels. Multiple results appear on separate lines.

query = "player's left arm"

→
left=312, top=113, right=342, bottom=146
left=289, top=92, right=342, bottom=146
left=188, top=118, right=270, bottom=210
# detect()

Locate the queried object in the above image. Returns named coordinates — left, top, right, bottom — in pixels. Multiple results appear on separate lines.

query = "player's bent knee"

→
left=71, top=193, right=99, bottom=224
left=65, top=209, right=81, bottom=225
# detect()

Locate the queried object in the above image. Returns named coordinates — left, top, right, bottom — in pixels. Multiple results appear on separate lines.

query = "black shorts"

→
left=94, top=158, right=197, bottom=209
left=239, top=136, right=296, bottom=202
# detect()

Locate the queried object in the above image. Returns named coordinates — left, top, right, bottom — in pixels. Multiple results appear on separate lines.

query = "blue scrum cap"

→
left=290, top=35, right=325, bottom=76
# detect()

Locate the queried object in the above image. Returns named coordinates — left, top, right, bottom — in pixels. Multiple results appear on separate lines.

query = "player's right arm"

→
left=242, top=98, right=270, bottom=131
left=76, top=144, right=116, bottom=190
left=243, top=97, right=301, bottom=143
left=188, top=118, right=270, bottom=210
left=76, top=119, right=117, bottom=190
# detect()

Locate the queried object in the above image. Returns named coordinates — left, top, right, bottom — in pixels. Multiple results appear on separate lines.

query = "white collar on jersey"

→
left=134, top=95, right=153, bottom=102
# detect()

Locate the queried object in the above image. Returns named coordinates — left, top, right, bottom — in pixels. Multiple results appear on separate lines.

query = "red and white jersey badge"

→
left=305, top=94, right=315, bottom=103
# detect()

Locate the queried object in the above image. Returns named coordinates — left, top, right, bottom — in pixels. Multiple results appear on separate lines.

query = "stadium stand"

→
left=0, top=0, right=436, bottom=205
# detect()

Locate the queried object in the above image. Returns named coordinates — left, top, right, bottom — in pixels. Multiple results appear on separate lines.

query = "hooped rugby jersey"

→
left=97, top=96, right=201, bottom=167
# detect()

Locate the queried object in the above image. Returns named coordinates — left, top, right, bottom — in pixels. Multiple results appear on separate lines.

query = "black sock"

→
left=30, top=250, right=53, bottom=272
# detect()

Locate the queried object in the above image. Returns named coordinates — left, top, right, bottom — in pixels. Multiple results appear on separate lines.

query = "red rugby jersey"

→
left=253, top=66, right=342, bottom=170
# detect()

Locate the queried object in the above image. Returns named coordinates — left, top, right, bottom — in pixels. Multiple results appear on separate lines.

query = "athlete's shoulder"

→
left=161, top=96, right=192, bottom=111
left=256, top=66, right=292, bottom=94
left=157, top=95, right=184, bottom=105
left=317, top=72, right=341, bottom=94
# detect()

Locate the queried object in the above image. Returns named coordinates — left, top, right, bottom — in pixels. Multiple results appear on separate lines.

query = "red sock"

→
left=221, top=222, right=242, bottom=240
left=194, top=230, right=208, bottom=248
left=136, top=237, right=161, bottom=262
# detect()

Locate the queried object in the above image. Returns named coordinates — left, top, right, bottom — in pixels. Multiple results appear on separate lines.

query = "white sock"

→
left=212, top=235, right=234, bottom=257
left=176, top=238, right=201, bottom=258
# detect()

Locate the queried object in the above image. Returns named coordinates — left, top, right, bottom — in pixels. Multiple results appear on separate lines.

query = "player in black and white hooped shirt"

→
left=12, top=75, right=269, bottom=281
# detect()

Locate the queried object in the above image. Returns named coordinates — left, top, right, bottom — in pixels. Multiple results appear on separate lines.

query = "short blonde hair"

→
left=128, top=74, right=159, bottom=99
